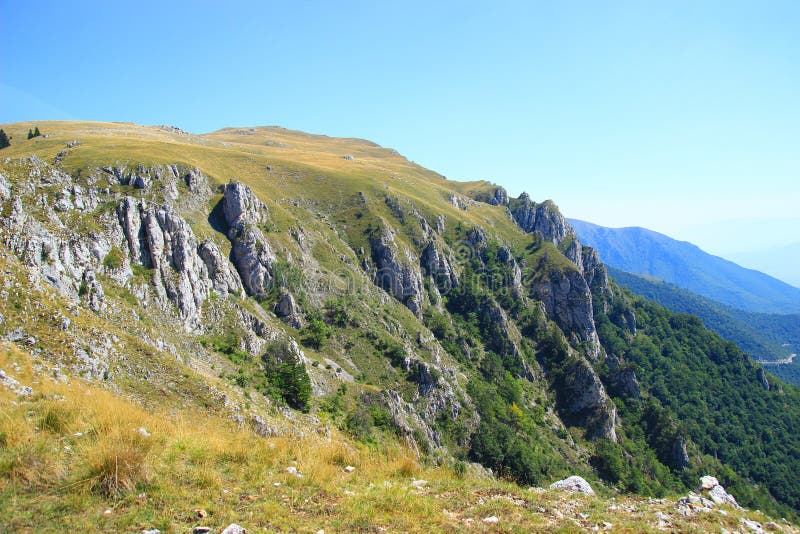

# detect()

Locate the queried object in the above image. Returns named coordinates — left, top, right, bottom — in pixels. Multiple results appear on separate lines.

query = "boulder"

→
left=549, top=475, right=595, bottom=495
left=274, top=291, right=303, bottom=328
left=698, top=475, right=719, bottom=491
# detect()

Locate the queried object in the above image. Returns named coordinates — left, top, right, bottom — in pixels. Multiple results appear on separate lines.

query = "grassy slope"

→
left=3, top=342, right=787, bottom=534
left=0, top=121, right=798, bottom=531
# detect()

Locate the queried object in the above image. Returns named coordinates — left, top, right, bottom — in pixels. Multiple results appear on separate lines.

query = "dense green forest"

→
left=597, top=291, right=800, bottom=517
left=609, top=268, right=800, bottom=386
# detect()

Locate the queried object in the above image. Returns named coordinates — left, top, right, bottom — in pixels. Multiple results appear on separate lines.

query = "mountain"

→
left=608, top=266, right=800, bottom=386
left=1, top=121, right=799, bottom=530
left=569, top=218, right=800, bottom=314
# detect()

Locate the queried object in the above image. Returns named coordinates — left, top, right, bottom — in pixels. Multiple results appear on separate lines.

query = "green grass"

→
left=2, top=343, right=787, bottom=533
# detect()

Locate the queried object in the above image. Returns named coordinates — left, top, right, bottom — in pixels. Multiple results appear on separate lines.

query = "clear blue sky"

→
left=2, top=0, right=799, bottom=253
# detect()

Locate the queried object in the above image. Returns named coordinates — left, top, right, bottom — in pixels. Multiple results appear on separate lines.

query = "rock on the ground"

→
left=549, top=475, right=595, bottom=495
left=739, top=517, right=764, bottom=533
left=708, top=484, right=739, bottom=507
left=221, top=524, right=247, bottom=534
left=483, top=516, right=499, bottom=524
left=698, top=475, right=719, bottom=490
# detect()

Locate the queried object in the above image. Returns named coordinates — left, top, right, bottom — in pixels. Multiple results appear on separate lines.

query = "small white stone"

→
left=410, top=479, right=427, bottom=488
left=344, top=465, right=356, bottom=473
left=136, top=427, right=150, bottom=437
left=482, top=516, right=499, bottom=524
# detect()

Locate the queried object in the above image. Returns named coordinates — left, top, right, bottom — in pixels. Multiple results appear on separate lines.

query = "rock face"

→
left=488, top=187, right=508, bottom=206
left=757, top=367, right=770, bottom=391
left=275, top=291, right=303, bottom=328
left=549, top=475, right=595, bottom=495
left=369, top=229, right=424, bottom=315
left=471, top=186, right=509, bottom=206
left=511, top=193, right=606, bottom=359
left=420, top=241, right=458, bottom=295
left=222, top=182, right=276, bottom=298
left=560, top=357, right=617, bottom=441
left=669, top=435, right=691, bottom=470
left=532, top=268, right=602, bottom=360
left=117, top=198, right=213, bottom=329
left=510, top=195, right=572, bottom=245
left=197, top=240, right=243, bottom=297
left=606, top=354, right=640, bottom=399
left=0, top=172, right=10, bottom=200
left=0, top=158, right=256, bottom=332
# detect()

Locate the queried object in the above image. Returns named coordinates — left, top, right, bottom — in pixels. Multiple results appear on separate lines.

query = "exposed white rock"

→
left=549, top=475, right=595, bottom=495
left=699, top=475, right=719, bottom=490
left=739, top=517, right=764, bottom=533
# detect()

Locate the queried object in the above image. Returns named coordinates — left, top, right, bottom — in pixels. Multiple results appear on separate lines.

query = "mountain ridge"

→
left=1, top=120, right=799, bottom=530
left=569, top=218, right=800, bottom=314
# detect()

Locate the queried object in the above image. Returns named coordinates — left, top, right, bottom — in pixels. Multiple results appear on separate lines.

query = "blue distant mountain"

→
left=569, top=219, right=800, bottom=314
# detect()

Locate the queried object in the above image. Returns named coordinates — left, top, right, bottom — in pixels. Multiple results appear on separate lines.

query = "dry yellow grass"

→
left=2, top=340, right=793, bottom=533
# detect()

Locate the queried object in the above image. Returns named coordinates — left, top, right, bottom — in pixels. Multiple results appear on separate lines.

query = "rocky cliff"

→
left=1, top=122, right=797, bottom=521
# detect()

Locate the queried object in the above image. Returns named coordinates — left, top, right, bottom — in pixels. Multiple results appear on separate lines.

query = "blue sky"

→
left=2, top=0, right=799, bottom=256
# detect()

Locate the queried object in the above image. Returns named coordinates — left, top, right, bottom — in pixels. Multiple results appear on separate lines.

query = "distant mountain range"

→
left=569, top=219, right=800, bottom=314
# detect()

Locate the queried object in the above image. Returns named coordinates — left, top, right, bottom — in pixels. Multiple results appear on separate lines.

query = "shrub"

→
left=301, top=316, right=331, bottom=349
left=103, top=246, right=125, bottom=270
left=38, top=402, right=73, bottom=434
left=82, top=434, right=151, bottom=497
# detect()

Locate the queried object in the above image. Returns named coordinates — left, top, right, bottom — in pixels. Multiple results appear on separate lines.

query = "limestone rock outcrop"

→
left=222, top=182, right=276, bottom=298
left=421, top=241, right=458, bottom=295
left=560, top=357, right=617, bottom=441
left=369, top=229, right=424, bottom=315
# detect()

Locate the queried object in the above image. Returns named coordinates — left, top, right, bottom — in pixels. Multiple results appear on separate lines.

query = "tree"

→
left=33, top=126, right=41, bottom=137
left=0, top=129, right=9, bottom=149
left=262, top=341, right=312, bottom=412
left=27, top=129, right=34, bottom=140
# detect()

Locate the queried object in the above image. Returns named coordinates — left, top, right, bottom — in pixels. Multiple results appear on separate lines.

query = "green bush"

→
left=301, top=315, right=331, bottom=349
left=103, top=246, right=125, bottom=270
